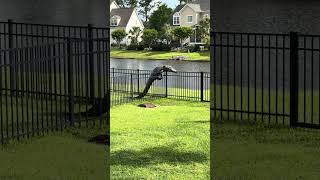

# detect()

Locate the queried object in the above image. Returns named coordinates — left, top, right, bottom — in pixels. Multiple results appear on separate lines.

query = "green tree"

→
left=196, top=17, right=210, bottom=40
left=128, top=27, right=142, bottom=45
left=115, top=0, right=137, bottom=8
left=172, top=27, right=193, bottom=48
left=159, top=24, right=173, bottom=45
left=142, top=29, right=158, bottom=49
left=115, top=0, right=126, bottom=7
left=179, top=0, right=193, bottom=4
left=148, top=4, right=173, bottom=31
left=126, top=0, right=138, bottom=8
left=139, top=0, right=159, bottom=22
left=111, top=29, right=127, bottom=48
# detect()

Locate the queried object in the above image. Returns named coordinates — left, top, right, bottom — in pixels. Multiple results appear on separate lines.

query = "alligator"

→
left=135, top=65, right=177, bottom=98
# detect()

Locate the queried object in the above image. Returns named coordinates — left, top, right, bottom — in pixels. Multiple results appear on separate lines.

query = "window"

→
left=173, top=16, right=180, bottom=25
left=111, top=16, right=120, bottom=26
left=187, top=16, right=193, bottom=23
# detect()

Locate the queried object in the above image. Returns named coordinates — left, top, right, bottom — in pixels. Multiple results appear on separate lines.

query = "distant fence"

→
left=211, top=31, right=320, bottom=129
left=110, top=68, right=210, bottom=105
left=0, top=20, right=109, bottom=144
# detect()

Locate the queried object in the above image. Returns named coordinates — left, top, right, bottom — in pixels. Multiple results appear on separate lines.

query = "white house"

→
left=110, top=0, right=144, bottom=45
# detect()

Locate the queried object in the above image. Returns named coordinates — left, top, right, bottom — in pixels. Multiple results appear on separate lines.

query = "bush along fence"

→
left=110, top=68, right=210, bottom=105
left=211, top=31, right=320, bottom=129
left=0, top=20, right=110, bottom=144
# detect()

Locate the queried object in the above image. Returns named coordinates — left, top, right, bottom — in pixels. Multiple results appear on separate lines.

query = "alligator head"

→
left=162, top=65, right=177, bottom=73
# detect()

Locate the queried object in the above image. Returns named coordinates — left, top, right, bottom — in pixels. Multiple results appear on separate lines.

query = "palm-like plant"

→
left=128, top=27, right=142, bottom=45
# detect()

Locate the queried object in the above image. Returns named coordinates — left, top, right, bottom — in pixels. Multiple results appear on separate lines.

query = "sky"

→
left=160, top=0, right=179, bottom=8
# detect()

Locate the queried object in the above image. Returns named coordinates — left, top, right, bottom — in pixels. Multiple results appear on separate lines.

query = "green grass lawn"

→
left=110, top=98, right=210, bottom=179
left=110, top=49, right=210, bottom=61
left=0, top=126, right=108, bottom=180
left=213, top=118, right=320, bottom=179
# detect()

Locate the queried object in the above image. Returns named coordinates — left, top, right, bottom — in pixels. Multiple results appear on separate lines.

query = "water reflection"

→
left=111, top=58, right=210, bottom=73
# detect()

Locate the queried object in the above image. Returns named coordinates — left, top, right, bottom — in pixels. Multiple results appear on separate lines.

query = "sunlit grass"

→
left=110, top=49, right=210, bottom=61
left=111, top=98, right=210, bottom=179
left=0, top=126, right=107, bottom=180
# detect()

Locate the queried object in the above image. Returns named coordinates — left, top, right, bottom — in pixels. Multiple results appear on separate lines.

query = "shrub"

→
left=151, top=43, right=171, bottom=51
left=127, top=44, right=138, bottom=50
left=137, top=44, right=145, bottom=51
left=142, top=29, right=158, bottom=48
left=185, top=44, right=201, bottom=52
left=111, top=29, right=127, bottom=48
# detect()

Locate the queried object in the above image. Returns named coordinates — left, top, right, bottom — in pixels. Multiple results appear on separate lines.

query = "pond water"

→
left=111, top=58, right=210, bottom=73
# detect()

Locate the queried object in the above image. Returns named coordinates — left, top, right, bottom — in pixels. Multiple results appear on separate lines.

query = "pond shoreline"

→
left=110, top=49, right=210, bottom=62
left=110, top=57, right=210, bottom=63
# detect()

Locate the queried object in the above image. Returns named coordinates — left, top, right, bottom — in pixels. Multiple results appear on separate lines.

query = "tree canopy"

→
left=148, top=4, right=173, bottom=31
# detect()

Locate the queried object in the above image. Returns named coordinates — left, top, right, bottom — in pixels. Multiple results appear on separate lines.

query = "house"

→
left=168, top=0, right=210, bottom=45
left=110, top=0, right=144, bottom=45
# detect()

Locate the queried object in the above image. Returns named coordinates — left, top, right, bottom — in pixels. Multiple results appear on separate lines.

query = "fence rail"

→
left=211, top=31, right=320, bottom=129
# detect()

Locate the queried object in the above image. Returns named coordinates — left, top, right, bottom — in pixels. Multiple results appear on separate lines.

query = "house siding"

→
left=125, top=10, right=144, bottom=44
left=179, top=6, right=200, bottom=27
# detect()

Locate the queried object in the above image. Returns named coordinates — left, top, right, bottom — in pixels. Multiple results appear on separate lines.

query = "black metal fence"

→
left=0, top=21, right=109, bottom=144
left=110, top=68, right=210, bottom=105
left=211, top=31, right=320, bottom=129
left=0, top=20, right=109, bottom=97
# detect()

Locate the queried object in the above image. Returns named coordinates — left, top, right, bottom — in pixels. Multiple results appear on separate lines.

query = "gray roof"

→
left=193, top=0, right=210, bottom=12
left=110, top=8, right=134, bottom=27
left=187, top=4, right=204, bottom=12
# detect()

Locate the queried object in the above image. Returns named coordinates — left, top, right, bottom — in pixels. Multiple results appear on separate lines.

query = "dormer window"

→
left=173, top=16, right=180, bottom=25
left=111, top=15, right=121, bottom=26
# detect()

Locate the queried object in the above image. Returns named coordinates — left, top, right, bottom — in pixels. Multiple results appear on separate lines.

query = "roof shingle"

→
left=110, top=8, right=134, bottom=27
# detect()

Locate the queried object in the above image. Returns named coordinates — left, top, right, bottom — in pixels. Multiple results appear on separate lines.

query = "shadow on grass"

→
left=111, top=144, right=207, bottom=167
left=188, top=120, right=210, bottom=124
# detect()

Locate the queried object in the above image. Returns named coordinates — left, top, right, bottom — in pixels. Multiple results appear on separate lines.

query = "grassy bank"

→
left=0, top=126, right=107, bottom=180
left=110, top=49, right=210, bottom=61
left=213, top=119, right=320, bottom=179
left=111, top=99, right=210, bottom=179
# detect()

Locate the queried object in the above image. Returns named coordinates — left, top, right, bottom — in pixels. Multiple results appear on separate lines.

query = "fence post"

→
left=200, top=72, right=204, bottom=102
left=130, top=73, right=133, bottom=98
left=88, top=23, right=95, bottom=101
left=67, top=39, right=74, bottom=126
left=137, top=69, right=140, bottom=94
left=165, top=71, right=168, bottom=97
left=8, top=19, right=15, bottom=92
left=290, top=32, right=299, bottom=127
